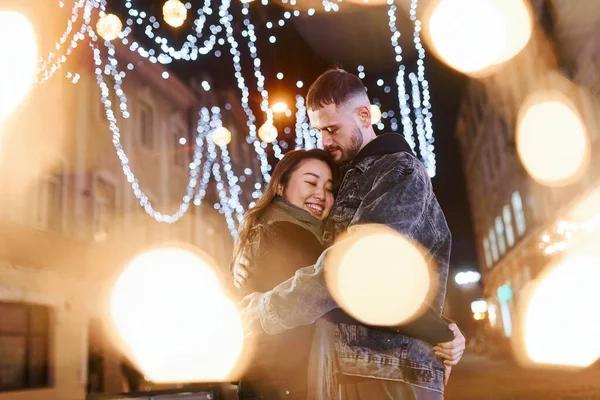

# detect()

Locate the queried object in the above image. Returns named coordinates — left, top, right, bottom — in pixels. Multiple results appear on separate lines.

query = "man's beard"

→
left=326, top=126, right=363, bottom=166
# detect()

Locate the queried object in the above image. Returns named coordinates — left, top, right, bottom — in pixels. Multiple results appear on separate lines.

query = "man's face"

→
left=308, top=103, right=364, bottom=165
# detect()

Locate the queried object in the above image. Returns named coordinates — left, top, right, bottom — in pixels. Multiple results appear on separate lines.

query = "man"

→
left=235, top=69, right=465, bottom=399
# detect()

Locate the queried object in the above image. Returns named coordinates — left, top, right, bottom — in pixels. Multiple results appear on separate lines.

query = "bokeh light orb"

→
left=111, top=247, right=244, bottom=383
left=0, top=12, right=38, bottom=122
left=370, top=104, right=382, bottom=124
left=517, top=90, right=589, bottom=186
left=524, top=254, right=600, bottom=367
left=212, top=126, right=232, bottom=147
left=325, top=225, right=436, bottom=326
left=271, top=101, right=288, bottom=114
left=96, top=13, right=122, bottom=42
left=163, top=0, right=188, bottom=28
left=258, top=122, right=278, bottom=142
left=425, top=0, right=532, bottom=76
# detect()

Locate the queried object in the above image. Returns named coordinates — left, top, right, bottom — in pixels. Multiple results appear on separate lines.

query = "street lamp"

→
left=454, top=270, right=481, bottom=286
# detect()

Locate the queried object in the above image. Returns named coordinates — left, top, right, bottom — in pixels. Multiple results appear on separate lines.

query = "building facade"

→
left=0, top=2, right=259, bottom=399
left=455, top=0, right=600, bottom=350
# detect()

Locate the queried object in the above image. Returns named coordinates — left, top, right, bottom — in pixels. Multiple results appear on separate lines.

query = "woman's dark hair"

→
left=230, top=149, right=339, bottom=273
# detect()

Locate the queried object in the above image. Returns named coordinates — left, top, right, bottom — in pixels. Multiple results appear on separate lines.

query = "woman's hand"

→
left=233, top=253, right=250, bottom=288
left=433, top=323, right=465, bottom=367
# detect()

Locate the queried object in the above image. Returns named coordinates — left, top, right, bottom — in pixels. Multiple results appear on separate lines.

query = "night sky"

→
left=113, top=0, right=478, bottom=270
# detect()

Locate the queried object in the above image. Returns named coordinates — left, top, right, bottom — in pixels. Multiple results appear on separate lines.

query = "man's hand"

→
left=233, top=254, right=249, bottom=289
left=239, top=292, right=264, bottom=337
left=433, top=323, right=465, bottom=366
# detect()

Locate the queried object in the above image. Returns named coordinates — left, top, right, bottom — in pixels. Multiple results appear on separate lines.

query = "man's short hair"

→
left=306, top=68, right=367, bottom=111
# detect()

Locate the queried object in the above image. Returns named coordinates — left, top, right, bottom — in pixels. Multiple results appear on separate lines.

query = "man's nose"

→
left=321, top=132, right=333, bottom=147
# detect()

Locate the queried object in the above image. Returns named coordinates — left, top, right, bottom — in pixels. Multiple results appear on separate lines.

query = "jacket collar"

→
left=351, top=133, right=414, bottom=171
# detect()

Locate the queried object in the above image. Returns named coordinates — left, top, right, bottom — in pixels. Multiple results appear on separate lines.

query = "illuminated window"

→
left=503, top=205, right=515, bottom=246
left=489, top=228, right=499, bottom=262
left=512, top=191, right=527, bottom=236
left=495, top=216, right=506, bottom=256
left=483, top=238, right=492, bottom=267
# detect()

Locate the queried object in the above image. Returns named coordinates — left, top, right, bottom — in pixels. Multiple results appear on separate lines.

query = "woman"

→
left=231, top=149, right=457, bottom=399
left=232, top=149, right=335, bottom=399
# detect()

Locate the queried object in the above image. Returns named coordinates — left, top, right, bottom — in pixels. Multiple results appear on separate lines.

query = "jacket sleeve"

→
left=258, top=156, right=449, bottom=336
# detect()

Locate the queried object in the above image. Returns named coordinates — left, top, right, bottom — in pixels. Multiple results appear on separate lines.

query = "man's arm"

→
left=254, top=155, right=441, bottom=334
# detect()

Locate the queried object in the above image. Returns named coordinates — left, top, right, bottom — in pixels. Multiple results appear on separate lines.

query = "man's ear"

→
left=357, top=104, right=371, bottom=128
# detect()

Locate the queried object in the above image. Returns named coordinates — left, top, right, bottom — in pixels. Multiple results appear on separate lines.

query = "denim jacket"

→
left=257, top=133, right=451, bottom=393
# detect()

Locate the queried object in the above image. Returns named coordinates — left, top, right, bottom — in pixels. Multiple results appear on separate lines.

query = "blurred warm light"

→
left=212, top=127, right=232, bottom=147
left=111, top=247, right=244, bottom=383
left=455, top=270, right=481, bottom=285
left=271, top=101, right=288, bottom=114
left=96, top=13, right=122, bottom=42
left=471, top=299, right=488, bottom=314
left=425, top=0, right=532, bottom=76
left=325, top=224, right=435, bottom=326
left=524, top=253, right=600, bottom=367
left=370, top=104, right=382, bottom=124
left=473, top=312, right=486, bottom=321
left=488, top=304, right=497, bottom=327
left=516, top=91, right=589, bottom=186
left=163, top=0, right=187, bottom=28
left=258, top=122, right=278, bottom=142
left=0, top=12, right=37, bottom=122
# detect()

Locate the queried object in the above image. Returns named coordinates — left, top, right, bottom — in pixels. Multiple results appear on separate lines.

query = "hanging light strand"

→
left=209, top=109, right=239, bottom=238
left=90, top=32, right=205, bottom=223
left=242, top=3, right=284, bottom=160
left=386, top=0, right=416, bottom=152
left=219, top=0, right=271, bottom=201
left=37, top=0, right=93, bottom=83
left=409, top=0, right=436, bottom=177
left=123, top=0, right=218, bottom=64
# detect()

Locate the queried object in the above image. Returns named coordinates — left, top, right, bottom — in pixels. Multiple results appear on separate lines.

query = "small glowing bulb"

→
left=271, top=102, right=288, bottom=113
left=276, top=72, right=284, bottom=80
left=162, top=71, right=169, bottom=79
left=162, top=0, right=188, bottom=28
left=212, top=127, right=232, bottom=147
left=179, top=137, right=187, bottom=145
left=296, top=81, right=304, bottom=88
left=258, top=123, right=278, bottom=142
left=96, top=13, right=122, bottom=42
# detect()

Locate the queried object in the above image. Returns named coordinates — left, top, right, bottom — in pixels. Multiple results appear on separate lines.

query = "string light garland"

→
left=409, top=0, right=436, bottom=177
left=32, top=0, right=439, bottom=235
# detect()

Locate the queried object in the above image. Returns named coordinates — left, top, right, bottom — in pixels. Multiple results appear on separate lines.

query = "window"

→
left=503, top=205, right=515, bottom=246
left=93, top=178, right=116, bottom=242
left=495, top=216, right=506, bottom=256
left=483, top=238, right=492, bottom=268
left=489, top=228, right=499, bottom=262
left=512, top=191, right=527, bottom=236
left=139, top=101, right=154, bottom=149
left=36, top=169, right=64, bottom=232
left=173, top=133, right=186, bottom=167
left=0, top=302, right=51, bottom=392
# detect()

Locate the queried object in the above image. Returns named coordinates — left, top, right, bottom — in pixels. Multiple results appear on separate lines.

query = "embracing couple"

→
left=230, top=69, right=465, bottom=400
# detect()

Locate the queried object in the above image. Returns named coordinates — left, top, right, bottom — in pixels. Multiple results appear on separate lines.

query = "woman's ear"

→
left=277, top=184, right=284, bottom=197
